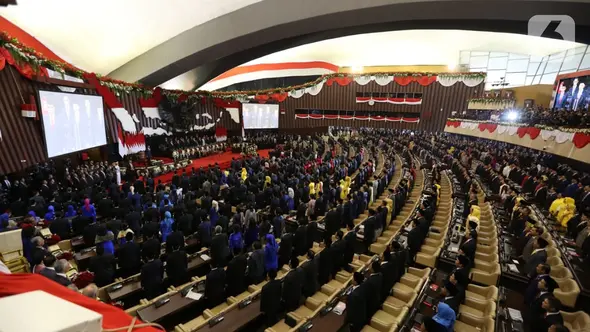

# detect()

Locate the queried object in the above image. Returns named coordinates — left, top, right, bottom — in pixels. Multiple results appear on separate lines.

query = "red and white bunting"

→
left=355, top=97, right=422, bottom=105
left=295, top=114, right=420, bottom=123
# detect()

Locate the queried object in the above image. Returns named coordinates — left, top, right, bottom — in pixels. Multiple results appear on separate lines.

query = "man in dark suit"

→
left=141, top=233, right=161, bottom=261
left=301, top=250, right=319, bottom=297
left=318, top=238, right=334, bottom=285
left=50, top=216, right=71, bottom=240
left=440, top=281, right=463, bottom=315
left=363, top=209, right=378, bottom=251
left=278, top=230, right=294, bottom=269
left=346, top=272, right=368, bottom=332
left=324, top=205, right=340, bottom=241
left=524, top=238, right=549, bottom=277
left=226, top=248, right=248, bottom=296
left=205, top=262, right=226, bottom=307
left=39, top=254, right=57, bottom=281
left=293, top=221, right=308, bottom=257
left=525, top=263, right=551, bottom=305
left=166, top=243, right=188, bottom=287
left=53, top=259, right=73, bottom=287
left=165, top=230, right=185, bottom=254
left=537, top=296, right=564, bottom=332
left=261, top=269, right=283, bottom=326
left=141, top=254, right=164, bottom=299
left=30, top=236, right=48, bottom=271
left=380, top=249, right=399, bottom=302
left=448, top=255, right=470, bottom=288
left=331, top=231, right=346, bottom=276
left=198, top=219, right=212, bottom=248
left=282, top=258, right=304, bottom=312
left=210, top=226, right=229, bottom=267
left=343, top=225, right=357, bottom=269
left=365, top=261, right=383, bottom=317
left=407, top=219, right=423, bottom=264
left=117, top=232, right=142, bottom=278
left=391, top=241, right=408, bottom=278
left=247, top=242, right=266, bottom=285
left=89, top=245, right=116, bottom=287
left=459, top=230, right=477, bottom=268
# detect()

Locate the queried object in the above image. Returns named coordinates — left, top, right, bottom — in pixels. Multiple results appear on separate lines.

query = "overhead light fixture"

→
left=351, top=66, right=364, bottom=73
left=447, top=63, right=457, bottom=71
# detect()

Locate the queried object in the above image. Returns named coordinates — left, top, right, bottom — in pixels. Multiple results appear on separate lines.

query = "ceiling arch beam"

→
left=107, top=0, right=590, bottom=88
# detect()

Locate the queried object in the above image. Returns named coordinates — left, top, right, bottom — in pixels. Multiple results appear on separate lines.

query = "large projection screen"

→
left=243, top=103, right=279, bottom=129
left=38, top=90, right=108, bottom=158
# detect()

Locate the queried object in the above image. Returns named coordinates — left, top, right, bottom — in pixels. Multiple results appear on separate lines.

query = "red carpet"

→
left=154, top=149, right=271, bottom=184
left=0, top=273, right=159, bottom=332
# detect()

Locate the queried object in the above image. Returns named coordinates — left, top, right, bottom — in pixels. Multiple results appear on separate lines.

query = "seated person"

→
left=433, top=301, right=456, bottom=332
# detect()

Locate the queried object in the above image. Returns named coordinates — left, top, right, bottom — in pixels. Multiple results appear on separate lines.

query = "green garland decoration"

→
left=468, top=98, right=515, bottom=104
left=0, top=31, right=486, bottom=100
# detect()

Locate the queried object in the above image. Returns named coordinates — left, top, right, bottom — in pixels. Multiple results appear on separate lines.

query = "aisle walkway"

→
left=153, top=149, right=271, bottom=184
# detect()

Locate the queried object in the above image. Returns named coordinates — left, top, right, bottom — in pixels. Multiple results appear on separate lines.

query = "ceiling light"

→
left=447, top=63, right=457, bottom=71
left=351, top=66, right=364, bottom=73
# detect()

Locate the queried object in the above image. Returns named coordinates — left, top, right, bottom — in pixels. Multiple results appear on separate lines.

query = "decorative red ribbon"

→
left=573, top=132, right=590, bottom=149
left=394, top=75, right=437, bottom=86
left=326, top=76, right=353, bottom=86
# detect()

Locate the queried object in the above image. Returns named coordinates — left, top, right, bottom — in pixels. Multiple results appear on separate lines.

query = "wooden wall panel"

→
left=279, top=80, right=481, bottom=132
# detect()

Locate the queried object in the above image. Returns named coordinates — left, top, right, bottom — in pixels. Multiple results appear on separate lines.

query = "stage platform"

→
left=153, top=149, right=271, bottom=184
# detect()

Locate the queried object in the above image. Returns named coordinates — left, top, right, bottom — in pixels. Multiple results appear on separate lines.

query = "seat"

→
left=470, top=262, right=500, bottom=286
left=459, top=297, right=496, bottom=319
left=546, top=247, right=561, bottom=258
left=550, top=266, right=573, bottom=281
left=385, top=288, right=417, bottom=309
left=554, top=278, right=581, bottom=308
left=368, top=303, right=408, bottom=332
left=465, top=284, right=499, bottom=302
left=265, top=316, right=303, bottom=332
left=321, top=279, right=344, bottom=296
left=560, top=311, right=590, bottom=332
left=292, top=297, right=324, bottom=320
left=175, top=315, right=209, bottom=332
left=393, top=274, right=423, bottom=293
left=547, top=256, right=564, bottom=267
left=415, top=245, right=441, bottom=268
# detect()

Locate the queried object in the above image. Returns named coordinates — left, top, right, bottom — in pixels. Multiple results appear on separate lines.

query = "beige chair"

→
left=454, top=313, right=495, bottom=332
left=546, top=247, right=561, bottom=258
left=385, top=288, right=417, bottom=309
left=554, top=278, right=581, bottom=308
left=459, top=297, right=497, bottom=319
left=415, top=244, right=441, bottom=268
left=465, top=284, right=499, bottom=302
left=550, top=266, right=573, bottom=281
left=547, top=256, right=565, bottom=267
left=470, top=261, right=501, bottom=286
left=366, top=303, right=408, bottom=332
left=291, top=297, right=325, bottom=321
left=560, top=311, right=590, bottom=332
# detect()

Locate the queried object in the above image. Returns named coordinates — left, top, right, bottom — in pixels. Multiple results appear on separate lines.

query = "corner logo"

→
left=528, top=15, right=575, bottom=42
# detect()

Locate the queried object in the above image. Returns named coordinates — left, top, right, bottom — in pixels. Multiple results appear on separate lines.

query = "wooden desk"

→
left=138, top=291, right=203, bottom=323
left=197, top=299, right=262, bottom=332
left=108, top=280, right=143, bottom=301
left=309, top=309, right=346, bottom=331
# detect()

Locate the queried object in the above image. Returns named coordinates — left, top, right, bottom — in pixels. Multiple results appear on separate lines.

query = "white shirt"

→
left=0, top=260, right=11, bottom=274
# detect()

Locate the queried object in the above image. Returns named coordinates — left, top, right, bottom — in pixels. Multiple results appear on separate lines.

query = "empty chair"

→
left=386, top=287, right=417, bottom=309
left=465, top=284, right=499, bottom=303
left=554, top=278, right=581, bottom=308
left=460, top=297, right=496, bottom=320
left=550, top=266, right=573, bottom=281
left=454, top=311, right=495, bottom=332
left=470, top=261, right=501, bottom=286
left=366, top=303, right=409, bottom=332
left=547, top=256, right=564, bottom=267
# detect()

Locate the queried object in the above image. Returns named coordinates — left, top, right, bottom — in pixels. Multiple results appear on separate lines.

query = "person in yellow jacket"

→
left=264, top=176, right=271, bottom=189
left=241, top=168, right=248, bottom=182
left=309, top=182, right=315, bottom=196
left=559, top=204, right=576, bottom=227
left=433, top=183, right=441, bottom=206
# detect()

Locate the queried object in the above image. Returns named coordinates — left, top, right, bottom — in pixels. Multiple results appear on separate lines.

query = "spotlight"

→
left=448, top=63, right=457, bottom=71
left=506, top=110, right=519, bottom=122
left=351, top=66, right=364, bottom=73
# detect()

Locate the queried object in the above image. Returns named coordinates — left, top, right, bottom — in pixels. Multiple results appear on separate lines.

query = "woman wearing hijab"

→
left=28, top=211, right=40, bottom=223
left=264, top=176, right=272, bottom=190
left=433, top=302, right=456, bottom=332
left=228, top=224, right=244, bottom=253
left=264, top=234, right=279, bottom=272
left=95, top=226, right=115, bottom=255
left=81, top=199, right=96, bottom=222
left=0, top=212, right=10, bottom=230
left=241, top=168, right=248, bottom=182
left=64, top=205, right=77, bottom=218
left=160, top=211, right=174, bottom=242
left=244, top=219, right=259, bottom=250
left=44, top=206, right=56, bottom=222
left=287, top=188, right=295, bottom=211
left=210, top=201, right=219, bottom=228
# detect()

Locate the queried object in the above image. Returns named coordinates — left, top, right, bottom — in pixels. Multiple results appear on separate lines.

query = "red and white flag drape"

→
left=296, top=114, right=419, bottom=123
left=356, top=97, right=422, bottom=105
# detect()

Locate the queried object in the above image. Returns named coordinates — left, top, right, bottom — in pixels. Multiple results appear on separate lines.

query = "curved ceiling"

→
left=195, top=29, right=582, bottom=90
left=0, top=0, right=262, bottom=73
left=2, top=0, right=590, bottom=91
